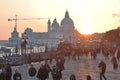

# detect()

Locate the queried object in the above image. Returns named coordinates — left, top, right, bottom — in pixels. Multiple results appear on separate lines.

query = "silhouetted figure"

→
left=37, top=61, right=50, bottom=80
left=13, top=69, right=21, bottom=80
left=51, top=65, right=62, bottom=80
left=44, top=59, right=51, bottom=79
left=49, top=52, right=53, bottom=64
left=28, top=64, right=37, bottom=80
left=117, top=49, right=120, bottom=62
left=70, top=74, right=76, bottom=80
left=4, top=63, right=12, bottom=80
left=0, top=64, right=5, bottom=80
left=98, top=60, right=107, bottom=80
left=28, top=54, right=31, bottom=64
left=86, top=75, right=91, bottom=80
left=111, top=56, right=118, bottom=70
left=56, top=58, right=64, bottom=71
left=71, top=51, right=76, bottom=60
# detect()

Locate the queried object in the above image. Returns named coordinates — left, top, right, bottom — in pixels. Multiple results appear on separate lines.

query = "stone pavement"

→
left=10, top=53, right=120, bottom=80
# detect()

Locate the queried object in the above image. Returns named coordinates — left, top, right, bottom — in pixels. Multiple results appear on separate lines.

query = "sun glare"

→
left=81, top=24, right=92, bottom=35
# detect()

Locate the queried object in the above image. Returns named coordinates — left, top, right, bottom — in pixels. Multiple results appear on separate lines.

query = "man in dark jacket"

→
left=51, top=65, right=62, bottom=80
left=111, top=56, right=118, bottom=70
left=37, top=62, right=50, bottom=80
left=13, top=69, right=21, bottom=80
left=117, top=49, right=120, bottom=61
left=5, top=63, right=12, bottom=80
left=86, top=75, right=91, bottom=80
left=44, top=59, right=51, bottom=79
left=98, top=60, right=107, bottom=80
left=70, top=74, right=76, bottom=80
left=0, top=67, right=5, bottom=80
left=28, top=64, right=37, bottom=80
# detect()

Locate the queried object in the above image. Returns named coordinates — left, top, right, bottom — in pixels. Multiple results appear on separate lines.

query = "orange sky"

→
left=0, top=0, right=120, bottom=40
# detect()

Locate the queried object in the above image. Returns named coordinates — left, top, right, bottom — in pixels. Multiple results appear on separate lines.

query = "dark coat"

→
left=37, top=67, right=49, bottom=80
left=56, top=59, right=64, bottom=71
left=86, top=75, right=91, bottom=80
left=28, top=67, right=37, bottom=76
left=98, top=61, right=106, bottom=73
left=5, top=64, right=12, bottom=80
left=44, top=64, right=51, bottom=78
left=0, top=72, right=5, bottom=80
left=13, top=72, right=21, bottom=80
left=51, top=68, right=62, bottom=80
left=70, top=74, right=76, bottom=80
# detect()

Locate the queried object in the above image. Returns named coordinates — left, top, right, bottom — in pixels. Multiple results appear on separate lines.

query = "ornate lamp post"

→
left=21, top=32, right=29, bottom=64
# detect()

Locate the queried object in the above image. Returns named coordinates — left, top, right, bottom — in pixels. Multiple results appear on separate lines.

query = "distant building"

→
left=8, top=27, right=21, bottom=47
left=0, top=40, right=8, bottom=46
left=8, top=11, right=79, bottom=50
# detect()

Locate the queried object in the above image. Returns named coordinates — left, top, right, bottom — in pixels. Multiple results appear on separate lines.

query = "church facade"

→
left=8, top=27, right=21, bottom=47
left=8, top=11, right=79, bottom=50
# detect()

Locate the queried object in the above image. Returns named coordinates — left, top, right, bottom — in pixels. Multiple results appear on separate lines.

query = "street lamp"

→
left=21, top=32, right=29, bottom=64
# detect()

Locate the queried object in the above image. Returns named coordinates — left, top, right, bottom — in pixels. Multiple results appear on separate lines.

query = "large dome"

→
left=61, top=11, right=74, bottom=26
left=61, top=18, right=74, bottom=25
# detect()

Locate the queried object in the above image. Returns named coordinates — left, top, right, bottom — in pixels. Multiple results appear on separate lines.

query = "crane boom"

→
left=8, top=15, right=52, bottom=30
left=9, top=18, right=52, bottom=20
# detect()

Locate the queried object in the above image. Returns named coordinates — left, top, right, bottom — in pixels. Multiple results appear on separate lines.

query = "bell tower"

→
left=47, top=19, right=51, bottom=32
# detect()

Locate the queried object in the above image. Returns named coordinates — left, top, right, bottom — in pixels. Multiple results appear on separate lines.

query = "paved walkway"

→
left=76, top=54, right=97, bottom=80
left=9, top=53, right=120, bottom=80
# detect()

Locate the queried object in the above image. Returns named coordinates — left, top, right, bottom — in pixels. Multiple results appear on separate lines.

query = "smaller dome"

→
left=25, top=28, right=33, bottom=34
left=52, top=18, right=59, bottom=32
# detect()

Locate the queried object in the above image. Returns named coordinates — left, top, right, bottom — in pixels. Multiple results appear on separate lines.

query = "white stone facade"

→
left=8, top=11, right=79, bottom=50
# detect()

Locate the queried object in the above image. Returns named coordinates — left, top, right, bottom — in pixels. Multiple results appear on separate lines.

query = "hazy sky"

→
left=0, top=0, right=120, bottom=40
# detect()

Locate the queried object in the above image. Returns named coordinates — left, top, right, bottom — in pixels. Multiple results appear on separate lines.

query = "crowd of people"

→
left=0, top=55, right=65, bottom=80
left=0, top=45, right=120, bottom=80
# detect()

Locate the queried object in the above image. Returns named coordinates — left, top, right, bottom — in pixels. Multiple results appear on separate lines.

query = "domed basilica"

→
left=8, top=11, right=80, bottom=50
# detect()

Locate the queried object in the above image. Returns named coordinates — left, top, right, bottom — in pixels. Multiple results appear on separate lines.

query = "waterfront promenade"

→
left=6, top=53, right=120, bottom=80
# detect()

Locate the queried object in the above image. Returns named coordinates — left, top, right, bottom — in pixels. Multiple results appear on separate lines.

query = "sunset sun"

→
left=81, top=24, right=92, bottom=35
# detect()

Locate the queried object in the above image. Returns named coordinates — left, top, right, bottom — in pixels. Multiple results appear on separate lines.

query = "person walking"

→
left=56, top=58, right=64, bottom=72
left=51, top=65, right=62, bottom=80
left=28, top=64, right=37, bottom=80
left=111, top=56, right=118, bottom=70
left=117, top=49, right=120, bottom=62
left=37, top=61, right=50, bottom=80
left=0, top=64, right=5, bottom=80
left=98, top=60, right=107, bottom=80
left=44, top=59, right=51, bottom=79
left=4, top=63, right=12, bottom=80
left=70, top=74, right=76, bottom=80
left=86, top=75, right=91, bottom=80
left=13, top=69, right=22, bottom=80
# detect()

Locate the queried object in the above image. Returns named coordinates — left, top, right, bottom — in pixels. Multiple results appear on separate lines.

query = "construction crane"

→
left=8, top=15, right=52, bottom=29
